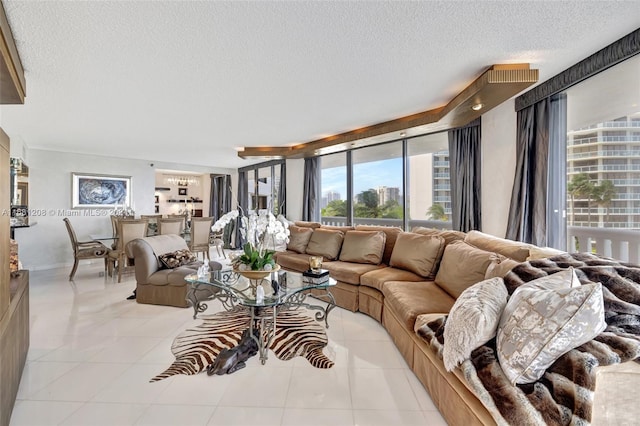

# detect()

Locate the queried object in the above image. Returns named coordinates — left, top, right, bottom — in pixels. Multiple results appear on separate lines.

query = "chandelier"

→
left=163, top=174, right=201, bottom=186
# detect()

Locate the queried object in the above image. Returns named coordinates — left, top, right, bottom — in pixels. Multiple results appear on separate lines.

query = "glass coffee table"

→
left=185, top=268, right=336, bottom=364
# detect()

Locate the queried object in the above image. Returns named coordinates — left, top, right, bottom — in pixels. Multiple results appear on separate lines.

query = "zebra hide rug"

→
left=150, top=306, right=334, bottom=382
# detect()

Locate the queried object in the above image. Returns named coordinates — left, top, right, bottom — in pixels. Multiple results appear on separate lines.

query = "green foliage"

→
left=236, top=242, right=275, bottom=270
left=322, top=199, right=347, bottom=217
left=426, top=204, right=447, bottom=221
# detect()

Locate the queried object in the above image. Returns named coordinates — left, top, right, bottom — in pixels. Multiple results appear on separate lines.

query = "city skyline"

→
left=321, top=158, right=403, bottom=201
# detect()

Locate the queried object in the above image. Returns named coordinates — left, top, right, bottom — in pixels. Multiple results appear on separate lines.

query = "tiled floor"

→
left=10, top=256, right=447, bottom=426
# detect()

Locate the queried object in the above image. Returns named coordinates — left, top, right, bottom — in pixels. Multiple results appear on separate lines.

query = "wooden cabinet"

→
left=0, top=129, right=29, bottom=426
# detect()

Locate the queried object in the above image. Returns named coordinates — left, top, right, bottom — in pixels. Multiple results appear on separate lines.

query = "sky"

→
left=321, top=158, right=403, bottom=200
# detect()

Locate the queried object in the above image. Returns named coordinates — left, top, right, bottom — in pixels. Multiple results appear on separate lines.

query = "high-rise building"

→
left=376, top=186, right=400, bottom=205
left=567, top=115, right=640, bottom=229
left=321, top=190, right=341, bottom=209
left=432, top=151, right=451, bottom=216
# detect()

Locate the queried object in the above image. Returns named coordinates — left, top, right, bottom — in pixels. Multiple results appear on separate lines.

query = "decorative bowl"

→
left=233, top=264, right=280, bottom=280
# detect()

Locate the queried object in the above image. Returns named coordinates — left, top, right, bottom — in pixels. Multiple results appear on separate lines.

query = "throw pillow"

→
left=305, top=228, right=344, bottom=260
left=484, top=253, right=521, bottom=279
left=158, top=249, right=197, bottom=269
left=443, top=277, right=509, bottom=371
left=287, top=225, right=314, bottom=254
left=434, top=241, right=495, bottom=298
left=497, top=268, right=606, bottom=385
left=464, top=230, right=531, bottom=262
left=339, top=230, right=386, bottom=265
left=526, top=246, right=566, bottom=261
left=411, top=226, right=466, bottom=246
left=389, top=232, right=445, bottom=279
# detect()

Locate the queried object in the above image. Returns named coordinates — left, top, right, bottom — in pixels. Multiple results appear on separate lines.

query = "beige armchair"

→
left=107, top=219, right=148, bottom=282
left=63, top=218, right=109, bottom=280
left=189, top=217, right=214, bottom=260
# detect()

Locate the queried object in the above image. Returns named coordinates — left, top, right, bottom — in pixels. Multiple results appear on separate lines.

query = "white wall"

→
left=480, top=98, right=518, bottom=237
left=285, top=159, right=304, bottom=221
left=15, top=149, right=235, bottom=270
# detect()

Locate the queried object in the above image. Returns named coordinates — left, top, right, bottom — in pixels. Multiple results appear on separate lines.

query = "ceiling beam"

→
left=239, top=63, right=538, bottom=160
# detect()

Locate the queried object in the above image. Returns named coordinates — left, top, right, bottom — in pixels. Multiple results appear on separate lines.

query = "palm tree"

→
left=594, top=180, right=617, bottom=224
left=567, top=173, right=595, bottom=225
left=427, top=204, right=447, bottom=221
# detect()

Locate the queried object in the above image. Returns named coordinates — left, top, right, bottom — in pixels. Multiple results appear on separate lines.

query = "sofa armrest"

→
left=127, top=239, right=161, bottom=284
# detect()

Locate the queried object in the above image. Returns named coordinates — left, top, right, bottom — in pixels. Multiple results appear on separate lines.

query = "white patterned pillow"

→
left=443, top=277, right=509, bottom=371
left=497, top=268, right=606, bottom=385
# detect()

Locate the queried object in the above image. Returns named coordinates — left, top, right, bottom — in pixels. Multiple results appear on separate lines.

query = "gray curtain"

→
left=546, top=94, right=567, bottom=249
left=235, top=171, right=248, bottom=248
left=448, top=118, right=481, bottom=232
left=302, top=157, right=320, bottom=222
left=506, top=98, right=550, bottom=245
left=209, top=174, right=232, bottom=220
left=278, top=161, right=286, bottom=216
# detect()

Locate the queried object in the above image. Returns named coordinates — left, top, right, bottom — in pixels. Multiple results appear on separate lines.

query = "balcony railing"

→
left=567, top=226, right=640, bottom=264
left=570, top=164, right=640, bottom=172
left=568, top=150, right=640, bottom=160
left=321, top=216, right=452, bottom=230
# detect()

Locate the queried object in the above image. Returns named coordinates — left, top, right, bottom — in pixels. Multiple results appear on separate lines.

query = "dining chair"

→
left=141, top=214, right=163, bottom=236
left=110, top=214, right=134, bottom=249
left=107, top=218, right=148, bottom=283
left=63, top=218, right=110, bottom=280
left=210, top=230, right=226, bottom=258
left=158, top=217, right=184, bottom=235
left=189, top=217, right=214, bottom=260
left=168, top=213, right=187, bottom=232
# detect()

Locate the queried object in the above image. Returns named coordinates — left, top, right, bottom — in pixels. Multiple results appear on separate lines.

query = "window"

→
left=407, top=132, right=451, bottom=229
left=565, top=54, right=640, bottom=231
left=239, top=160, right=285, bottom=215
left=352, top=142, right=403, bottom=226
left=319, top=132, right=451, bottom=230
left=320, top=153, right=347, bottom=224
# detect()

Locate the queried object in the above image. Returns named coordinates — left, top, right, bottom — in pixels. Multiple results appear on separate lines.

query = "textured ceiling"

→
left=1, top=1, right=639, bottom=169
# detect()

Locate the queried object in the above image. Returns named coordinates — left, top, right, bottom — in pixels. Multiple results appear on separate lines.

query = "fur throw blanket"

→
left=417, top=252, right=640, bottom=426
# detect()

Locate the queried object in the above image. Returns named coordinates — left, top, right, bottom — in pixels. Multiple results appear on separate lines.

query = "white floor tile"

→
left=353, top=409, right=427, bottom=426
left=135, top=404, right=215, bottom=426
left=281, top=408, right=354, bottom=426
left=10, top=264, right=449, bottom=426
left=207, top=406, right=283, bottom=426
left=16, top=361, right=80, bottom=399
left=9, top=400, right=83, bottom=426
left=285, top=367, right=351, bottom=409
left=28, top=362, right=131, bottom=402
left=59, top=402, right=148, bottom=426
left=349, top=369, right=421, bottom=410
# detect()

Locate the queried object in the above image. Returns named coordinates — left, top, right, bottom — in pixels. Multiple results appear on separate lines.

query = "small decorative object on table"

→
left=309, top=255, right=323, bottom=273
left=303, top=268, right=330, bottom=285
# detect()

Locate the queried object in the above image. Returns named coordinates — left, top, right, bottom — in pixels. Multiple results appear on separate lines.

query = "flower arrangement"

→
left=212, top=209, right=290, bottom=271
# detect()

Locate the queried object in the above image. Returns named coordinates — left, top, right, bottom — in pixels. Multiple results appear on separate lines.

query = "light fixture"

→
left=163, top=174, right=201, bottom=186
left=400, top=132, right=406, bottom=137
left=471, top=103, right=484, bottom=111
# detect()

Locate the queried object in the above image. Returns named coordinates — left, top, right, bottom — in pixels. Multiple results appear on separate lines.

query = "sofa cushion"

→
left=411, top=227, right=466, bottom=246
left=276, top=252, right=313, bottom=273
left=287, top=225, right=314, bottom=254
left=382, top=281, right=455, bottom=330
left=442, top=277, right=509, bottom=371
left=526, top=245, right=566, bottom=261
left=389, top=233, right=445, bottom=279
left=322, top=260, right=384, bottom=285
left=435, top=241, right=494, bottom=299
left=322, top=225, right=355, bottom=232
left=294, top=221, right=322, bottom=228
left=339, top=230, right=386, bottom=265
left=464, top=230, right=531, bottom=262
left=158, top=249, right=197, bottom=269
left=497, top=268, right=606, bottom=385
left=355, top=225, right=403, bottom=265
left=305, top=228, right=344, bottom=260
left=360, top=266, right=425, bottom=292
left=484, top=254, right=521, bottom=279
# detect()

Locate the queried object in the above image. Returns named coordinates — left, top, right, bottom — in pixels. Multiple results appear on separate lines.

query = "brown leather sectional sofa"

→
left=275, top=222, right=551, bottom=425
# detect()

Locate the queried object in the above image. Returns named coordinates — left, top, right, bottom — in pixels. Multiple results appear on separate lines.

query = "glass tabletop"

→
left=185, top=269, right=336, bottom=308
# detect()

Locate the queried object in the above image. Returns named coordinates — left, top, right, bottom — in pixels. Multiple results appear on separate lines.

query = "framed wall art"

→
left=178, top=188, right=187, bottom=196
left=72, top=173, right=131, bottom=208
